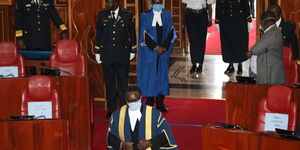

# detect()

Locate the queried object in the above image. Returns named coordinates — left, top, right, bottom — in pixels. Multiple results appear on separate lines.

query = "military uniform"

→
left=15, top=0, right=68, bottom=51
left=95, top=8, right=136, bottom=113
left=278, top=19, right=299, bottom=60
left=216, top=0, right=252, bottom=63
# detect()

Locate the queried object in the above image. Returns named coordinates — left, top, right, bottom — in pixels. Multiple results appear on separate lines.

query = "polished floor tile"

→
left=168, top=52, right=250, bottom=99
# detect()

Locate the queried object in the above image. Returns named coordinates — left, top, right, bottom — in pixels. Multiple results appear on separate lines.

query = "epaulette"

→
left=121, top=8, right=130, bottom=12
left=99, top=8, right=108, bottom=13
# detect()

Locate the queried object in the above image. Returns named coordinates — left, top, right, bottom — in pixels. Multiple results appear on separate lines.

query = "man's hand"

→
left=137, top=140, right=152, bottom=150
left=121, top=142, right=133, bottom=150
left=246, top=52, right=251, bottom=58
left=156, top=46, right=166, bottom=55
left=208, top=19, right=212, bottom=27
left=16, top=40, right=25, bottom=50
left=61, top=32, right=68, bottom=40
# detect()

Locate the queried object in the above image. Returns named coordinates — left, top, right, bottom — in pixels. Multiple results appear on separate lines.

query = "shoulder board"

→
left=121, top=8, right=130, bottom=12
left=99, top=8, right=108, bottom=13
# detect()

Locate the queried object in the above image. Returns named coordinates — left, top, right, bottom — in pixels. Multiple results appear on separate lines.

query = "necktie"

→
left=112, top=12, right=115, bottom=21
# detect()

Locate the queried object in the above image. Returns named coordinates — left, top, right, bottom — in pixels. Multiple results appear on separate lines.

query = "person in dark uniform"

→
left=268, top=4, right=299, bottom=60
left=95, top=0, right=137, bottom=118
left=15, top=0, right=68, bottom=51
left=182, top=0, right=214, bottom=74
left=215, top=0, right=252, bottom=74
left=137, top=0, right=176, bottom=112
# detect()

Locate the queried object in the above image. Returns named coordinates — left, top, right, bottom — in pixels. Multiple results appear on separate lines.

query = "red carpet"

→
left=206, top=20, right=257, bottom=55
left=92, top=98, right=226, bottom=149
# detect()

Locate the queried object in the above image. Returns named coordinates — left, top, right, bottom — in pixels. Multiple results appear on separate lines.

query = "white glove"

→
left=95, top=54, right=102, bottom=64
left=215, top=24, right=220, bottom=32
left=247, top=22, right=253, bottom=32
left=130, top=53, right=135, bottom=61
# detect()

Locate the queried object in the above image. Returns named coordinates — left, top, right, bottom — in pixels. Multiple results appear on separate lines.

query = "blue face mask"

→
left=127, top=99, right=142, bottom=111
left=152, top=4, right=163, bottom=11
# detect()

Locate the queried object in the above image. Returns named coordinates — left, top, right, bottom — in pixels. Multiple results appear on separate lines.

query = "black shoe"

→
left=237, top=63, right=243, bottom=74
left=106, top=112, right=112, bottom=119
left=224, top=64, right=234, bottom=74
left=196, top=65, right=203, bottom=73
left=190, top=65, right=196, bottom=74
left=157, top=105, right=168, bottom=112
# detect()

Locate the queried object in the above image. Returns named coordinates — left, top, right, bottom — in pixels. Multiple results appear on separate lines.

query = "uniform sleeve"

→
left=181, top=0, right=188, bottom=4
left=161, top=27, right=175, bottom=50
left=242, top=0, right=251, bottom=22
left=15, top=0, right=24, bottom=40
left=49, top=0, right=68, bottom=33
left=290, top=22, right=299, bottom=59
left=107, top=132, right=122, bottom=149
left=95, top=12, right=103, bottom=52
left=207, top=0, right=215, bottom=5
left=128, top=12, right=137, bottom=52
left=215, top=0, right=221, bottom=22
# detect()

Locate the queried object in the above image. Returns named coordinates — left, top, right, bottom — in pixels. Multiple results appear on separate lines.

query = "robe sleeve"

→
left=161, top=28, right=175, bottom=50
left=145, top=32, right=158, bottom=50
left=150, top=132, right=169, bottom=149
left=107, top=132, right=122, bottom=149
left=155, top=113, right=178, bottom=149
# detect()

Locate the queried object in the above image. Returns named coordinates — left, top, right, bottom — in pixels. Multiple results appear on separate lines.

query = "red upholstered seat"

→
left=283, top=47, right=298, bottom=86
left=255, top=85, right=298, bottom=132
left=21, top=75, right=60, bottom=118
left=0, top=42, right=25, bottom=77
left=50, top=40, right=86, bottom=76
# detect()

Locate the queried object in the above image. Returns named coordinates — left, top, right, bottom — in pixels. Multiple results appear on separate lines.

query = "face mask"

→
left=152, top=4, right=163, bottom=11
left=127, top=99, right=142, bottom=111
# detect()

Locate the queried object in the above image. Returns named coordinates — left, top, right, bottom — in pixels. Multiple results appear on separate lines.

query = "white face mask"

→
left=127, top=99, right=142, bottom=111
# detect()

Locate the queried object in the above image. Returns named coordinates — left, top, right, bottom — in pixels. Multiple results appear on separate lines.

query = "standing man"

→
left=215, top=0, right=252, bottom=74
left=246, top=11, right=285, bottom=85
left=138, top=0, right=176, bottom=112
left=182, top=0, right=214, bottom=74
left=15, top=0, right=68, bottom=51
left=268, top=4, right=299, bottom=60
left=95, top=0, right=137, bottom=118
left=107, top=86, right=177, bottom=150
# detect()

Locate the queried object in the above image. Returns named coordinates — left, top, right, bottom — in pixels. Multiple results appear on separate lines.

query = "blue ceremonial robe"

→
left=107, top=104, right=177, bottom=150
left=137, top=9, right=177, bottom=97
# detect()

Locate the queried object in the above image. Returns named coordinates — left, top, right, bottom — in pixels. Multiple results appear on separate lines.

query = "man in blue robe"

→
left=137, top=0, right=177, bottom=112
left=107, top=86, right=178, bottom=150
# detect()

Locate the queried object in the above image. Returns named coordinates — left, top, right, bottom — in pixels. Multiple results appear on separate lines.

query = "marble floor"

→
left=168, top=50, right=251, bottom=99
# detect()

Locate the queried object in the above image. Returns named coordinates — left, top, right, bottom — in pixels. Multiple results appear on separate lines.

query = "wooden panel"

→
left=0, top=6, right=14, bottom=42
left=201, top=126, right=261, bottom=150
left=0, top=77, right=91, bottom=150
left=226, top=82, right=300, bottom=131
left=1, top=120, right=68, bottom=150
left=55, top=0, right=68, bottom=6
left=261, top=135, right=300, bottom=150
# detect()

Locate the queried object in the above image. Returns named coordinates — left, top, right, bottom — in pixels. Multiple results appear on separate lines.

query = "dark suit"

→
left=95, top=8, right=136, bottom=113
left=216, top=0, right=251, bottom=63
left=15, top=0, right=68, bottom=51
left=279, top=19, right=299, bottom=60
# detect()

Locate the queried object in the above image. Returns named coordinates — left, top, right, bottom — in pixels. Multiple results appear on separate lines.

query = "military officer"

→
left=95, top=0, right=137, bottom=118
left=182, top=0, right=214, bottom=74
left=15, top=0, right=68, bottom=51
left=215, top=0, right=252, bottom=74
left=268, top=4, right=299, bottom=60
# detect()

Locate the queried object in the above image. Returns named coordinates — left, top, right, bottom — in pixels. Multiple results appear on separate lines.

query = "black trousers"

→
left=185, top=10, right=208, bottom=65
left=102, top=61, right=129, bottom=112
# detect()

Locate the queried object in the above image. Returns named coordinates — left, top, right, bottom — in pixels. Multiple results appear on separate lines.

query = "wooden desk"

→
left=201, top=126, right=300, bottom=150
left=0, top=77, right=91, bottom=150
left=200, top=126, right=260, bottom=150
left=226, top=82, right=300, bottom=131
left=0, top=120, right=68, bottom=150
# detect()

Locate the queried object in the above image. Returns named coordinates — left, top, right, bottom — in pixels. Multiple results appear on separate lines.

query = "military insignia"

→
left=43, top=4, right=49, bottom=7
left=279, top=27, right=282, bottom=31
left=26, top=4, right=31, bottom=7
left=122, top=24, right=124, bottom=27
left=121, top=20, right=123, bottom=23
left=31, top=0, right=34, bottom=4
left=103, top=19, right=108, bottom=22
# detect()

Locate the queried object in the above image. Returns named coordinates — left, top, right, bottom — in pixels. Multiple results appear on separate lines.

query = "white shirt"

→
left=182, top=0, right=215, bottom=10
left=128, top=109, right=142, bottom=131
left=152, top=10, right=163, bottom=27
left=264, top=24, right=275, bottom=34
left=276, top=17, right=282, bottom=28
left=110, top=7, right=119, bottom=19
